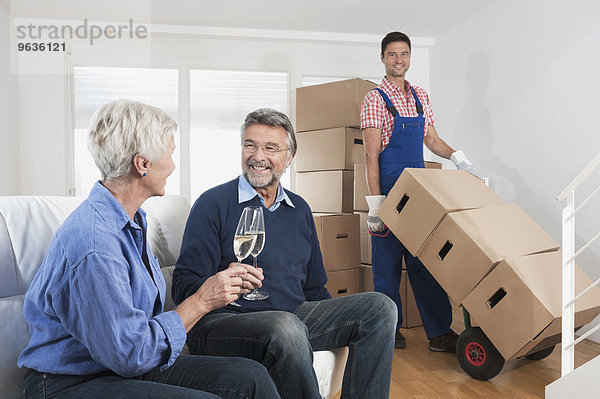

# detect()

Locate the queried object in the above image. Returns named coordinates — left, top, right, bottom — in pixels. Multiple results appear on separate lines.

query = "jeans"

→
left=21, top=354, right=279, bottom=399
left=187, top=292, right=397, bottom=399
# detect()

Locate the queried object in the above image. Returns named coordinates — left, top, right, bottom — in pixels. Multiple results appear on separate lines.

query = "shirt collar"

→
left=87, top=181, right=146, bottom=232
left=382, top=76, right=412, bottom=96
left=237, top=175, right=295, bottom=209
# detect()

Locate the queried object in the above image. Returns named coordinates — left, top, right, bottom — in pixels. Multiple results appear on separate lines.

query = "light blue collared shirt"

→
left=238, top=175, right=295, bottom=212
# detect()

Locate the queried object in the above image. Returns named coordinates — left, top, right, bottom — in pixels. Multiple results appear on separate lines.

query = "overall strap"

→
left=410, top=87, right=424, bottom=115
left=374, top=88, right=398, bottom=117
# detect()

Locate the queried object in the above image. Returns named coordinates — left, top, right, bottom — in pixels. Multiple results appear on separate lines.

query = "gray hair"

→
left=87, top=99, right=177, bottom=181
left=240, top=108, right=297, bottom=158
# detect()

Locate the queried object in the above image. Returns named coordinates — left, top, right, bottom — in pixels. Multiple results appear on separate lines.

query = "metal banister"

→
left=557, top=152, right=600, bottom=377
left=557, top=152, right=600, bottom=203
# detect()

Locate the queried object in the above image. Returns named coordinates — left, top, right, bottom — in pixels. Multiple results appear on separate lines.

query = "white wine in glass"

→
left=243, top=207, right=269, bottom=300
left=229, top=207, right=258, bottom=307
left=233, top=234, right=256, bottom=261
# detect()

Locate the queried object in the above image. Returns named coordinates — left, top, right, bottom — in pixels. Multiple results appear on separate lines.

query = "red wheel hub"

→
left=465, top=342, right=486, bottom=366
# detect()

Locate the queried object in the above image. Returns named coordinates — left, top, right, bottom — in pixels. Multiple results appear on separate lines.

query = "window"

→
left=189, top=70, right=289, bottom=200
left=73, top=67, right=180, bottom=196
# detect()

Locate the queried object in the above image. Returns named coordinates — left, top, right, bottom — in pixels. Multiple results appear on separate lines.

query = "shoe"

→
left=429, top=331, right=458, bottom=353
left=395, top=330, right=406, bottom=349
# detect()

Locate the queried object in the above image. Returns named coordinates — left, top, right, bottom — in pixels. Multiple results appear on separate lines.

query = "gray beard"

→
left=243, top=168, right=282, bottom=189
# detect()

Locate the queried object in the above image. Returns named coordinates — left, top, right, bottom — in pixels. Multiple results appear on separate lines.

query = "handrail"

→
left=564, top=323, right=600, bottom=351
left=565, top=230, right=600, bottom=265
left=565, top=184, right=600, bottom=222
left=557, top=152, right=600, bottom=203
left=566, top=275, right=600, bottom=307
left=557, top=152, right=600, bottom=378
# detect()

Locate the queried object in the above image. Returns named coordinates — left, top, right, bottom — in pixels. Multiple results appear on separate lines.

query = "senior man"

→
left=172, top=108, right=397, bottom=399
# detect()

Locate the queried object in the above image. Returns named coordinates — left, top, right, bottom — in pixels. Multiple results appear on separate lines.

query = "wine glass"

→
left=243, top=206, right=269, bottom=300
left=234, top=207, right=258, bottom=266
left=230, top=207, right=259, bottom=307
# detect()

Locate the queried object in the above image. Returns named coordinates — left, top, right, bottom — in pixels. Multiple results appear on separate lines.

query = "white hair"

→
left=87, top=99, right=177, bottom=181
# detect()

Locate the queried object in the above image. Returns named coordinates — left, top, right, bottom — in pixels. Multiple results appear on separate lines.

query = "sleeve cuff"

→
left=154, top=310, right=187, bottom=371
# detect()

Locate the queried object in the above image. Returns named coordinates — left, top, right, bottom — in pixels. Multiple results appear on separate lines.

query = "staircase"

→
left=546, top=152, right=600, bottom=398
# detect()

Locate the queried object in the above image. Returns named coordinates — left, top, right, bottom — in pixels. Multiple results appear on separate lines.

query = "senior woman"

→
left=17, top=99, right=277, bottom=399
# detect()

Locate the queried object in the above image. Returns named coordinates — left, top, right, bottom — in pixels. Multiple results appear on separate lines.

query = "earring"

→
left=142, top=172, right=147, bottom=177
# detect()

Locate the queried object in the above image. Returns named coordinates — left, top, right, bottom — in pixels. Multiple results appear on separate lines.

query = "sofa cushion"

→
left=0, top=196, right=82, bottom=296
left=0, top=295, right=29, bottom=399
left=161, top=265, right=176, bottom=312
left=142, top=195, right=189, bottom=269
left=0, top=213, right=18, bottom=298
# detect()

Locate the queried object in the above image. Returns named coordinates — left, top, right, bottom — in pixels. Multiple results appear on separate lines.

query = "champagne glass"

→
left=243, top=206, right=269, bottom=300
left=230, top=207, right=258, bottom=307
left=234, top=207, right=258, bottom=265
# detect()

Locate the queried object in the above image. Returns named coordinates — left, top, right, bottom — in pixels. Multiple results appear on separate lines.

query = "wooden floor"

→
left=334, top=308, right=600, bottom=398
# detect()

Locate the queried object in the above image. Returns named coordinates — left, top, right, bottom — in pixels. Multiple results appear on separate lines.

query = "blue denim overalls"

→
left=371, top=87, right=452, bottom=337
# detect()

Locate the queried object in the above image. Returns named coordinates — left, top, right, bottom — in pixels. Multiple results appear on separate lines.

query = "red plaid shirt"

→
left=360, top=77, right=436, bottom=151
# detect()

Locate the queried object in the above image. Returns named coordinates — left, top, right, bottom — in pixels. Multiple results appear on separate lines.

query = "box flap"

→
left=448, top=204, right=560, bottom=260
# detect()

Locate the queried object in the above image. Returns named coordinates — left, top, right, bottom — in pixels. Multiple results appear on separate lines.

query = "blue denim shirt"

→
left=237, top=174, right=294, bottom=212
left=17, top=182, right=187, bottom=378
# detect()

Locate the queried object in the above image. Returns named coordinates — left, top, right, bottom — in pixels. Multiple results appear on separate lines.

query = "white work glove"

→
left=450, top=150, right=482, bottom=179
left=366, top=195, right=386, bottom=233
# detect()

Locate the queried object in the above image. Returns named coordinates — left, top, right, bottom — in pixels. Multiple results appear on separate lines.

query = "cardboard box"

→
left=296, top=127, right=364, bottom=172
left=353, top=163, right=369, bottom=212
left=360, top=264, right=422, bottom=328
left=296, top=78, right=377, bottom=132
left=401, top=269, right=423, bottom=328
left=354, top=161, right=441, bottom=213
left=314, top=213, right=360, bottom=272
left=356, top=211, right=372, bottom=264
left=378, top=169, right=505, bottom=256
left=424, top=161, right=442, bottom=169
left=419, top=203, right=560, bottom=305
left=326, top=268, right=360, bottom=298
left=360, top=264, right=374, bottom=292
left=297, top=171, right=354, bottom=213
left=462, top=252, right=600, bottom=360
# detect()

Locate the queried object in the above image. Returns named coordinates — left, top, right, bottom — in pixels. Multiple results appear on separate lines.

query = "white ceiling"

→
left=6, top=0, right=496, bottom=37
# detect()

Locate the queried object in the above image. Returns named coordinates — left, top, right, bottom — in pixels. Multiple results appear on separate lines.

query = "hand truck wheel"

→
left=456, top=327, right=505, bottom=380
left=524, top=345, right=555, bottom=361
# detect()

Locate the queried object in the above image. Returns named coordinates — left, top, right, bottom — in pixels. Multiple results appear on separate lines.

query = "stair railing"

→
left=556, top=152, right=600, bottom=376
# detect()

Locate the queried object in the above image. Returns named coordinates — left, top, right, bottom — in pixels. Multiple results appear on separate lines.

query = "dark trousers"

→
left=21, top=354, right=279, bottom=399
left=371, top=231, right=452, bottom=338
left=187, top=292, right=397, bottom=399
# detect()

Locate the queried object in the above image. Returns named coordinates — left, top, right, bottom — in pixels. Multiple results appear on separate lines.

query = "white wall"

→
left=0, top=2, right=19, bottom=195
left=431, top=1, right=600, bottom=339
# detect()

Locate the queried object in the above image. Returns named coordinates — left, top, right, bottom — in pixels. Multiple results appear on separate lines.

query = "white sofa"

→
left=0, top=195, right=348, bottom=399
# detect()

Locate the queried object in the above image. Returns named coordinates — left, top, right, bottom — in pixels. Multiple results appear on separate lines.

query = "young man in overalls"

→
left=361, top=31, right=480, bottom=352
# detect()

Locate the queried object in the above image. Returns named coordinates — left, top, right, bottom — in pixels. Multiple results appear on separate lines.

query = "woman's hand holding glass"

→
left=192, top=264, right=248, bottom=312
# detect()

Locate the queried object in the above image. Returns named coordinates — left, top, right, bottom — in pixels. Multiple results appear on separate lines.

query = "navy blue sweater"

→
left=172, top=177, right=331, bottom=313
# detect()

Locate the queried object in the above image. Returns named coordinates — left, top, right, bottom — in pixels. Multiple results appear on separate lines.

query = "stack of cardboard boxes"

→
left=379, top=168, right=600, bottom=359
left=295, top=78, right=437, bottom=329
left=295, top=79, right=374, bottom=299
